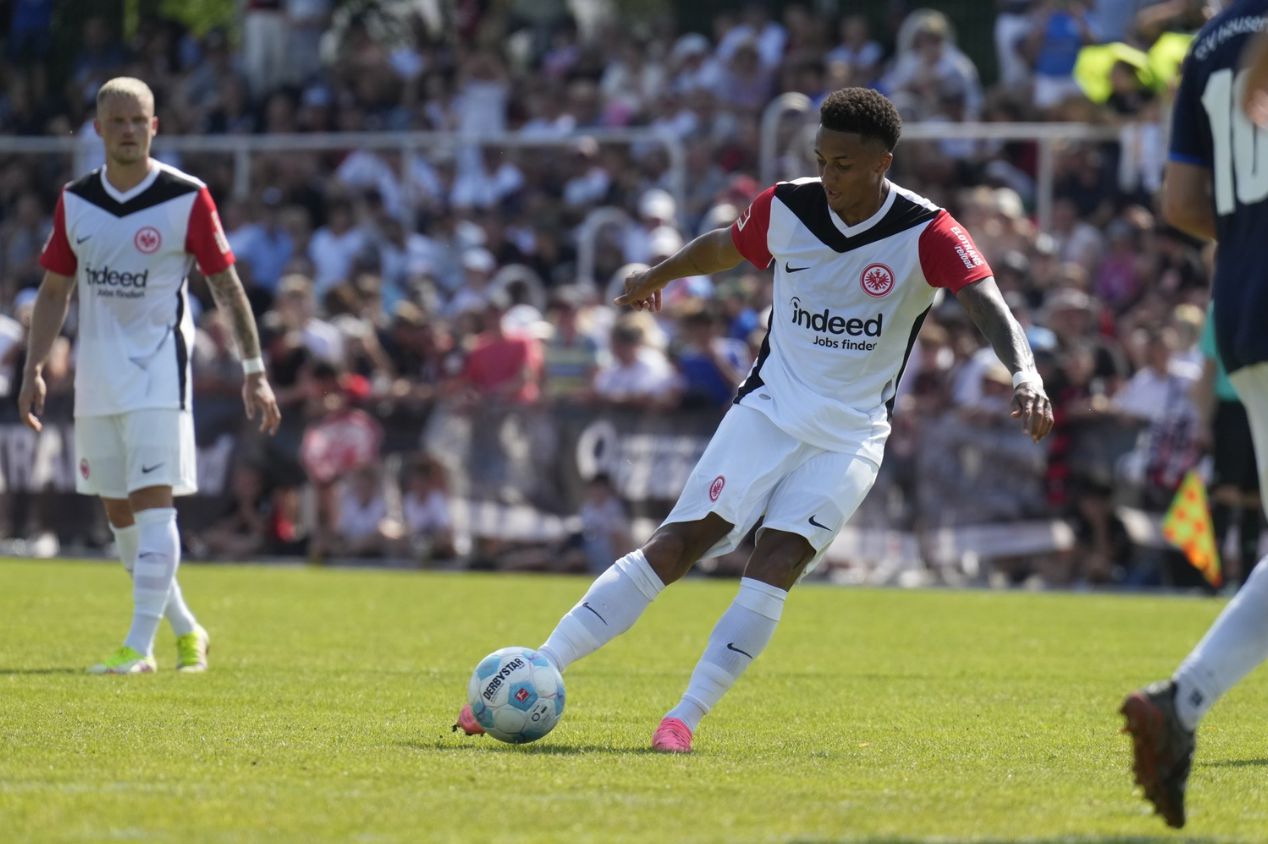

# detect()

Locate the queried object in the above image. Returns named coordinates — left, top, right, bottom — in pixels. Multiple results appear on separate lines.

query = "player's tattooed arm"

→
left=206, top=265, right=282, bottom=435
left=956, top=276, right=1055, bottom=442
left=205, top=265, right=262, bottom=361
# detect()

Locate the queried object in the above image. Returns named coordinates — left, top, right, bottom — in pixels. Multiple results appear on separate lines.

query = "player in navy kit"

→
left=19, top=77, right=281, bottom=674
left=456, top=88, right=1053, bottom=751
left=1120, top=2, right=1268, bottom=829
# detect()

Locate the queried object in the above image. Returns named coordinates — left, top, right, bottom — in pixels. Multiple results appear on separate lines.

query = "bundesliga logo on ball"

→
left=466, top=647, right=565, bottom=744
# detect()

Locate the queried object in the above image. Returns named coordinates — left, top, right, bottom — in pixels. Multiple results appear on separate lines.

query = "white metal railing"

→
left=758, top=96, right=1128, bottom=234
left=6, top=117, right=1137, bottom=238
left=0, top=129, right=689, bottom=228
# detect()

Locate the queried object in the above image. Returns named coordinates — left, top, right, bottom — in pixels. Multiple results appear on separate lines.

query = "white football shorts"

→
left=660, top=404, right=879, bottom=575
left=74, top=408, right=198, bottom=498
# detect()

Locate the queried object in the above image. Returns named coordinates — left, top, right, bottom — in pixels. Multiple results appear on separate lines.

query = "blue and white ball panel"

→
left=466, top=646, right=565, bottom=744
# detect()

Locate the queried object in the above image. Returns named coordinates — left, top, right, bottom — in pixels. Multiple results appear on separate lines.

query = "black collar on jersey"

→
left=775, top=181, right=939, bottom=253
left=67, top=168, right=200, bottom=218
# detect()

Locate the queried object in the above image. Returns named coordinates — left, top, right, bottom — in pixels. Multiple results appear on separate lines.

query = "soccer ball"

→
left=466, top=646, right=565, bottom=744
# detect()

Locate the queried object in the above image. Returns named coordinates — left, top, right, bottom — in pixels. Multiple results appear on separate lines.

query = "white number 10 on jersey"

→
left=1202, top=68, right=1268, bottom=214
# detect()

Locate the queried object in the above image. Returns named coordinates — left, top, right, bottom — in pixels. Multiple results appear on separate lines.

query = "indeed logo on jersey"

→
left=789, top=296, right=881, bottom=350
left=84, top=264, right=149, bottom=299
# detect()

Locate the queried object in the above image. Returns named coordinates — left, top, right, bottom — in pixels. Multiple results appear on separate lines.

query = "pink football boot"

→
left=452, top=704, right=486, bottom=736
left=650, top=717, right=694, bottom=753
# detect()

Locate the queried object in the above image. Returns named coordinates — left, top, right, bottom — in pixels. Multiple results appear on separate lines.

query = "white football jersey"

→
left=40, top=162, right=234, bottom=417
left=729, top=178, right=992, bottom=463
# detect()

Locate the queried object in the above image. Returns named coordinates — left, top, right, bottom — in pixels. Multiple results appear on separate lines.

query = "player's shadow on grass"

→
left=403, top=739, right=642, bottom=755
left=1203, top=756, right=1268, bottom=768
left=0, top=668, right=79, bottom=675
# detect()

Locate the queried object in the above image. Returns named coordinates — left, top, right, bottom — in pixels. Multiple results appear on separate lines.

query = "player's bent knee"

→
left=643, top=514, right=733, bottom=585
left=100, top=497, right=135, bottom=529
left=745, top=530, right=815, bottom=591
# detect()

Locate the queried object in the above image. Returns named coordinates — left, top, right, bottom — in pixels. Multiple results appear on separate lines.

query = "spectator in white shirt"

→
left=401, top=456, right=456, bottom=561
left=594, top=318, right=681, bottom=409
left=825, top=15, right=884, bottom=86
left=308, top=198, right=370, bottom=296
left=276, top=274, right=345, bottom=365
left=335, top=465, right=395, bottom=557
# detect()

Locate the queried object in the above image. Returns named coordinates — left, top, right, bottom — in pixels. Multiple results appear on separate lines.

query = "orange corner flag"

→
left=1162, top=470, right=1222, bottom=588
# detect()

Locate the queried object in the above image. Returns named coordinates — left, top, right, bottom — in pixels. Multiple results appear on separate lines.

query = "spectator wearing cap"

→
left=623, top=188, right=679, bottom=264
left=444, top=248, right=499, bottom=319
left=594, top=316, right=681, bottom=409
left=454, top=291, right=543, bottom=406
left=882, top=10, right=983, bottom=121
left=668, top=33, right=720, bottom=95
left=227, top=188, right=294, bottom=295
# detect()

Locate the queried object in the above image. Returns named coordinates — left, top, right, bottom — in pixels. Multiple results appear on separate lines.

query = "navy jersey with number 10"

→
left=1169, top=0, right=1268, bottom=374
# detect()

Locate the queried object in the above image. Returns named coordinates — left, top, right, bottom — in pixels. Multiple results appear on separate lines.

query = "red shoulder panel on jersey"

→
left=39, top=193, right=78, bottom=276
left=918, top=210, right=993, bottom=293
left=185, top=187, right=235, bottom=275
left=730, top=185, right=775, bottom=270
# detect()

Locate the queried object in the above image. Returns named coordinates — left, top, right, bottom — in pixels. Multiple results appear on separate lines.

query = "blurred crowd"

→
left=0, top=0, right=1246, bottom=588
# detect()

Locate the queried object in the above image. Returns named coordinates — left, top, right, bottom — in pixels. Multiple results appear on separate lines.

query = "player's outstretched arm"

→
left=17, top=271, right=75, bottom=432
left=955, top=276, right=1054, bottom=443
left=205, top=266, right=282, bottom=435
left=616, top=227, right=744, bottom=312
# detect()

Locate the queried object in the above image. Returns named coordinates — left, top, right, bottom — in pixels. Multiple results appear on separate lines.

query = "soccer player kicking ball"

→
left=455, top=87, right=1053, bottom=751
left=19, top=77, right=281, bottom=675
left=1121, top=3, right=1268, bottom=829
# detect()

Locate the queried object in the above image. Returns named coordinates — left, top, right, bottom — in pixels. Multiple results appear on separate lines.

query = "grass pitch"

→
left=1, top=559, right=1267, bottom=843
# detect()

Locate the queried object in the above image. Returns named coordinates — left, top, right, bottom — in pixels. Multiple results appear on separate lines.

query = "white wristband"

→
left=242, top=356, right=265, bottom=375
left=1012, top=369, right=1042, bottom=390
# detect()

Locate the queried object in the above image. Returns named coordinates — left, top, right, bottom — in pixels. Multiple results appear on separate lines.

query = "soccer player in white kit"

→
left=19, top=78, right=281, bottom=674
left=454, top=88, right=1054, bottom=750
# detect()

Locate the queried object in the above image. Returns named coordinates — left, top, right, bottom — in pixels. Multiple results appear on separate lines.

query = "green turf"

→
left=1, top=559, right=1266, bottom=843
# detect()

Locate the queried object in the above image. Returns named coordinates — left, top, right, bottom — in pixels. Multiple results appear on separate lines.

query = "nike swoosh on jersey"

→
left=784, top=262, right=811, bottom=273
left=141, top=463, right=164, bottom=474
left=808, top=514, right=830, bottom=530
left=76, top=235, right=92, bottom=244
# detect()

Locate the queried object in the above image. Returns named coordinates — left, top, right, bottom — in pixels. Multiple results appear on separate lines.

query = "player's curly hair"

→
left=819, top=88, right=902, bottom=151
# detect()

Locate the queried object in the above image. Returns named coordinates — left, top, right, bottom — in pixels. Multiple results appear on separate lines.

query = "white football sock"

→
left=665, top=577, right=786, bottom=731
left=111, top=523, right=138, bottom=574
left=123, top=508, right=181, bottom=657
left=112, top=522, right=198, bottom=636
left=539, top=550, right=664, bottom=672
left=1173, top=557, right=1268, bottom=731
